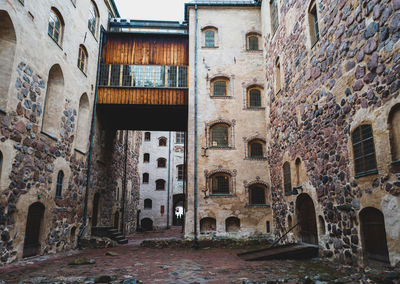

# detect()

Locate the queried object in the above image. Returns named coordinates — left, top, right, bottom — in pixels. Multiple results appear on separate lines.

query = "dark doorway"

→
left=23, top=202, right=45, bottom=258
left=360, top=207, right=390, bottom=263
left=173, top=194, right=185, bottom=226
left=141, top=218, right=153, bottom=231
left=296, top=193, right=318, bottom=245
left=114, top=211, right=119, bottom=230
left=92, top=193, right=99, bottom=227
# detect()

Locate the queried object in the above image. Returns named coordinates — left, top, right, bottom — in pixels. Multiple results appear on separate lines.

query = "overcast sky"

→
left=114, top=0, right=188, bottom=22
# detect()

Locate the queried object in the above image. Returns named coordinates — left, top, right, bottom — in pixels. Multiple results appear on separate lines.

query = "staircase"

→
left=237, top=242, right=319, bottom=261
left=92, top=226, right=128, bottom=245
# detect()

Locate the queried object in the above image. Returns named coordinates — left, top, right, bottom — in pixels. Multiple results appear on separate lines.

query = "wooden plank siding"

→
left=97, top=88, right=188, bottom=105
left=101, top=34, right=188, bottom=66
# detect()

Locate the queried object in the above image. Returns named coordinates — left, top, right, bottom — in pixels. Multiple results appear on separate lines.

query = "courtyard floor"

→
left=0, top=227, right=399, bottom=283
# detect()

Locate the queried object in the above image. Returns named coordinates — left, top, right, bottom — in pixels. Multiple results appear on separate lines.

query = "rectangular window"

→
left=205, top=30, right=215, bottom=47
left=178, top=66, right=188, bottom=88
left=270, top=0, right=279, bottom=36
left=177, top=165, right=184, bottom=180
left=213, top=81, right=227, bottom=97
left=110, top=64, right=121, bottom=86
left=160, top=205, right=165, bottom=216
left=167, top=66, right=177, bottom=87
left=176, top=132, right=185, bottom=144
left=99, top=64, right=110, bottom=86
left=144, top=66, right=155, bottom=87
left=155, top=66, right=165, bottom=87
left=212, top=176, right=229, bottom=194
left=133, top=65, right=144, bottom=87
left=122, top=65, right=133, bottom=87
left=352, top=125, right=378, bottom=176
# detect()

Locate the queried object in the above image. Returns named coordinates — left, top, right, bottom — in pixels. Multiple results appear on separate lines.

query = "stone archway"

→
left=296, top=193, right=318, bottom=245
left=141, top=218, right=153, bottom=231
left=173, top=194, right=185, bottom=226
left=359, top=207, right=389, bottom=263
left=23, top=202, right=45, bottom=258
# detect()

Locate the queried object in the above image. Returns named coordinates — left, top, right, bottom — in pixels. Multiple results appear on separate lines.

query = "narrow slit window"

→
left=56, top=171, right=64, bottom=198
left=270, top=0, right=279, bottom=36
left=283, top=162, right=292, bottom=195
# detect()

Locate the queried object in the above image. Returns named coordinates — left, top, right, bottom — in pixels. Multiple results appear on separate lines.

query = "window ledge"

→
left=246, top=204, right=271, bottom=208
left=208, top=146, right=235, bottom=150
left=209, top=193, right=234, bottom=198
left=245, top=156, right=268, bottom=160
left=210, top=95, right=233, bottom=99
left=354, top=169, right=378, bottom=179
left=155, top=189, right=165, bottom=191
left=391, top=159, right=400, bottom=166
left=98, top=85, right=189, bottom=90
left=74, top=148, right=87, bottom=155
left=244, top=107, right=265, bottom=111
left=245, top=49, right=262, bottom=52
left=41, top=130, right=58, bottom=141
left=201, top=46, right=219, bottom=49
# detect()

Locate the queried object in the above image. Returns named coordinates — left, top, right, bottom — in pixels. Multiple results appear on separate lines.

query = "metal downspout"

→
left=193, top=4, right=199, bottom=248
left=77, top=26, right=105, bottom=249
left=166, top=131, right=172, bottom=229
left=121, top=130, right=129, bottom=235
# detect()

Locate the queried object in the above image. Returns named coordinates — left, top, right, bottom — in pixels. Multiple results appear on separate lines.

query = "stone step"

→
left=117, top=238, right=128, bottom=244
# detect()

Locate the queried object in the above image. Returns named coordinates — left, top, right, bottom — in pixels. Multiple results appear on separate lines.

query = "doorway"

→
left=141, top=218, right=153, bottom=231
left=173, top=194, right=185, bottom=226
left=360, top=207, right=390, bottom=263
left=296, top=193, right=318, bottom=244
left=23, top=202, right=45, bottom=258
left=114, top=211, right=119, bottom=230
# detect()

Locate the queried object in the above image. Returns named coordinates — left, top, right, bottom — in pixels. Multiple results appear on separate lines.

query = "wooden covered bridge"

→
left=97, top=19, right=188, bottom=131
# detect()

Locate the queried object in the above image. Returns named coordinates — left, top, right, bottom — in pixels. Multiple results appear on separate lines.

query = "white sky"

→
left=114, top=0, right=188, bottom=22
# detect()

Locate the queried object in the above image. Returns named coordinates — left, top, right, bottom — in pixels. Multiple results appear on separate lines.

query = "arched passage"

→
left=75, top=93, right=90, bottom=151
left=23, top=202, right=45, bottom=258
left=173, top=194, right=184, bottom=226
left=92, top=192, right=100, bottom=227
left=141, top=218, right=153, bottom=231
left=360, top=207, right=389, bottom=263
left=43, top=64, right=64, bottom=137
left=225, top=217, right=240, bottom=232
left=200, top=217, right=216, bottom=233
left=296, top=193, right=318, bottom=244
left=0, top=10, right=17, bottom=110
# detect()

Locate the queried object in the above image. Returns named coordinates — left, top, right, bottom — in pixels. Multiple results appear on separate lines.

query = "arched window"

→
left=295, top=158, right=301, bottom=186
left=210, top=173, right=230, bottom=194
left=248, top=88, right=262, bottom=108
left=200, top=217, right=216, bottom=232
left=287, top=215, right=292, bottom=228
left=144, top=199, right=152, bottom=209
left=177, top=164, right=184, bottom=180
left=318, top=215, right=326, bottom=235
left=211, top=77, right=229, bottom=97
left=48, top=8, right=64, bottom=46
left=249, top=140, right=264, bottom=158
left=270, top=0, right=279, bottom=36
left=275, top=57, right=281, bottom=94
left=75, top=93, right=90, bottom=151
left=308, top=0, right=320, bottom=46
left=143, top=153, right=150, bottom=162
left=77, top=45, right=88, bottom=74
left=43, top=64, right=64, bottom=137
left=351, top=124, right=377, bottom=176
left=144, top=132, right=151, bottom=141
left=211, top=124, right=229, bottom=147
left=142, top=173, right=149, bottom=183
left=203, top=27, right=217, bottom=47
left=283, top=162, right=292, bottom=195
left=0, top=151, right=3, bottom=180
left=157, top=158, right=166, bottom=168
left=159, top=137, right=167, bottom=146
left=225, top=217, right=240, bottom=232
left=156, top=179, right=166, bottom=190
left=88, top=1, right=99, bottom=37
left=0, top=11, right=16, bottom=111
left=249, top=185, right=266, bottom=205
left=56, top=171, right=64, bottom=198
left=389, top=104, right=400, bottom=162
left=247, top=33, right=260, bottom=51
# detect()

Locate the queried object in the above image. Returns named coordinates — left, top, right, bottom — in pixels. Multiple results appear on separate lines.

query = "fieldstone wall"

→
left=263, top=0, right=400, bottom=266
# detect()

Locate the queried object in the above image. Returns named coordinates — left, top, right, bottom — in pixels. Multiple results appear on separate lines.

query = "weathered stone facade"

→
left=0, top=0, right=140, bottom=265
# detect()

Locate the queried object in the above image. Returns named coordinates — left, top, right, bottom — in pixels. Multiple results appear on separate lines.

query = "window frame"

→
left=142, top=173, right=149, bottom=184
left=55, top=170, right=64, bottom=198
left=202, top=27, right=218, bottom=48
left=270, top=0, right=280, bottom=37
left=211, top=77, right=229, bottom=97
left=176, top=132, right=185, bottom=144
left=210, top=173, right=231, bottom=195
left=158, top=137, right=167, bottom=147
left=157, top=158, right=167, bottom=168
left=247, top=87, right=263, bottom=108
left=249, top=185, right=266, bottom=205
left=210, top=123, right=230, bottom=148
left=77, top=45, right=88, bottom=74
left=155, top=179, right=166, bottom=190
left=48, top=8, right=64, bottom=47
left=351, top=124, right=378, bottom=178
left=248, top=140, right=264, bottom=158
left=143, top=153, right=150, bottom=163
left=144, top=132, right=151, bottom=141
left=308, top=0, right=320, bottom=47
left=144, top=199, right=152, bottom=209
left=88, top=1, right=99, bottom=38
left=246, top=33, right=261, bottom=51
left=177, top=164, right=184, bottom=181
left=283, top=161, right=292, bottom=196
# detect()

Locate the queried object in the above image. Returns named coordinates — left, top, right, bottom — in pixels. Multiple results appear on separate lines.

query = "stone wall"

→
left=262, top=0, right=400, bottom=266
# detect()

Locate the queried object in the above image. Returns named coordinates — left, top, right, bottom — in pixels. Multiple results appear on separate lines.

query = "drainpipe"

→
left=78, top=26, right=105, bottom=249
left=166, top=131, right=172, bottom=229
left=121, top=130, right=129, bottom=235
left=182, top=130, right=187, bottom=233
left=193, top=4, right=199, bottom=248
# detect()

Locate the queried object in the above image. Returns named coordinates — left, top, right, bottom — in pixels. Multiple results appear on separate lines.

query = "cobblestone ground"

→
left=0, top=228, right=399, bottom=283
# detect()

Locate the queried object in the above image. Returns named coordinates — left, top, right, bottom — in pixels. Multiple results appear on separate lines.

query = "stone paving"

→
left=0, top=228, right=399, bottom=283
